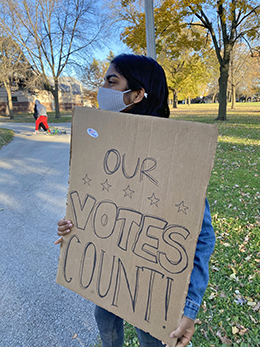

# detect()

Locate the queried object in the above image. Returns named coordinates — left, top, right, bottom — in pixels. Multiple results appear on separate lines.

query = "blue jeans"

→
left=94, top=306, right=165, bottom=347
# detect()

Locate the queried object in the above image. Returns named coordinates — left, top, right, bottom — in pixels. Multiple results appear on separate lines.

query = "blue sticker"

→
left=87, top=128, right=98, bottom=138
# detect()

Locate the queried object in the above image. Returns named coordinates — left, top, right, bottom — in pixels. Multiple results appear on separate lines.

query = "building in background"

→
left=0, top=76, right=84, bottom=115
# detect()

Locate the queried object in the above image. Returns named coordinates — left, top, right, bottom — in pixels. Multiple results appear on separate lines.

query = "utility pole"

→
left=145, top=0, right=156, bottom=60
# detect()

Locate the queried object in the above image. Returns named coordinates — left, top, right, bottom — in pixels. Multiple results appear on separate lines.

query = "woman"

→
left=56, top=54, right=215, bottom=347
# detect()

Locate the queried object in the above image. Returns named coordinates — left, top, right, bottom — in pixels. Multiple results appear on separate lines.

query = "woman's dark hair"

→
left=111, top=54, right=170, bottom=118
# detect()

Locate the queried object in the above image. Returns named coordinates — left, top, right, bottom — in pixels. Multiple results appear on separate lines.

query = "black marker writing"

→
left=103, top=149, right=158, bottom=186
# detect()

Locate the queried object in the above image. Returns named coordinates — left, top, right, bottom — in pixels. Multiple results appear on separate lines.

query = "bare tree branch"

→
left=0, top=0, right=110, bottom=118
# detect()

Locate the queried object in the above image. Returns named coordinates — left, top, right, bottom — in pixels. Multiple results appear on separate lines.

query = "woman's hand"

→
left=54, top=219, right=73, bottom=245
left=167, top=316, right=195, bottom=347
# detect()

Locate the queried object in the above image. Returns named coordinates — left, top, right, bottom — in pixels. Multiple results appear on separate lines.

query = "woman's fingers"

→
left=55, top=220, right=73, bottom=245
left=57, top=220, right=73, bottom=233
left=54, top=237, right=63, bottom=245
left=57, top=219, right=72, bottom=227
left=57, top=228, right=71, bottom=236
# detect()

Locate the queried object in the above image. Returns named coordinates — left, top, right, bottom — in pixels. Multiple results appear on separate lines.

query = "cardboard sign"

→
left=56, top=107, right=218, bottom=346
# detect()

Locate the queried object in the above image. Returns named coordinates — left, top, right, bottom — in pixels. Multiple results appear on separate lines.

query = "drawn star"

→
left=175, top=201, right=189, bottom=215
left=148, top=193, right=160, bottom=207
left=123, top=185, right=135, bottom=198
left=82, top=174, right=91, bottom=186
left=101, top=179, right=112, bottom=192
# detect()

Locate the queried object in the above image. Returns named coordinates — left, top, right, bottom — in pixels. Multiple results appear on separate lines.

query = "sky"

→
left=93, top=40, right=132, bottom=61
left=91, top=0, right=138, bottom=61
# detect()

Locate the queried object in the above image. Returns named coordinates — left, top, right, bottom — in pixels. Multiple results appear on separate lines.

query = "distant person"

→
left=33, top=100, right=46, bottom=132
left=33, top=100, right=49, bottom=134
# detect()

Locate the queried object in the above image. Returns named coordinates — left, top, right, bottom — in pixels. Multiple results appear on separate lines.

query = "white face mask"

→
left=97, top=87, right=133, bottom=112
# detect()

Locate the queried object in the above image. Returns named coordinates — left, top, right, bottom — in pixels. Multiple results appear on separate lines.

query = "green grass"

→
left=119, top=107, right=260, bottom=347
left=0, top=128, right=14, bottom=149
left=0, top=111, right=72, bottom=123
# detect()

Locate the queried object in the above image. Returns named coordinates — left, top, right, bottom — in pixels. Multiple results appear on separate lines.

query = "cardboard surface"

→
left=56, top=107, right=218, bottom=346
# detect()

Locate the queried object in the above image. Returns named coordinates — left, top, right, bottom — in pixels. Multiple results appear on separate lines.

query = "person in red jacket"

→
left=33, top=100, right=50, bottom=134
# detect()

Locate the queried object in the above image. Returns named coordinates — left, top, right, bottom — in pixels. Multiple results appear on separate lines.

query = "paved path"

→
left=0, top=123, right=99, bottom=347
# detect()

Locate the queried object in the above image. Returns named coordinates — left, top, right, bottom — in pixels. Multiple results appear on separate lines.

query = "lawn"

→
left=169, top=104, right=260, bottom=347
left=0, top=128, right=14, bottom=149
left=1, top=104, right=259, bottom=347
left=0, top=111, right=72, bottom=123
left=108, top=104, right=260, bottom=347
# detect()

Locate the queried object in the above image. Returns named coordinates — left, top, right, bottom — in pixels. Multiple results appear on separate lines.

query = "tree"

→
left=159, top=47, right=216, bottom=107
left=177, top=53, right=214, bottom=104
left=180, top=0, right=260, bottom=120
left=108, top=0, right=213, bottom=108
left=235, top=57, right=260, bottom=102
left=0, top=35, right=31, bottom=118
left=227, top=42, right=260, bottom=106
left=229, top=43, right=249, bottom=107
left=109, top=1, right=260, bottom=119
left=81, top=52, right=114, bottom=106
left=0, top=0, right=109, bottom=118
left=82, top=58, right=111, bottom=90
left=114, top=0, right=205, bottom=56
left=107, top=0, right=147, bottom=55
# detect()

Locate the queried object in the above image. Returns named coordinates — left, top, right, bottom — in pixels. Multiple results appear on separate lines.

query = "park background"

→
left=0, top=1, right=259, bottom=346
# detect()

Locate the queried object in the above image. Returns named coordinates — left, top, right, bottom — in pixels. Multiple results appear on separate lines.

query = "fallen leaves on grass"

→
left=249, top=315, right=258, bottom=323
left=234, top=290, right=247, bottom=305
left=216, top=331, right=232, bottom=345
left=208, top=292, right=217, bottom=300
left=200, top=328, right=209, bottom=340
left=232, top=323, right=249, bottom=336
left=247, top=300, right=257, bottom=307
left=178, top=114, right=260, bottom=347
left=251, top=301, right=260, bottom=311
left=232, top=326, right=239, bottom=335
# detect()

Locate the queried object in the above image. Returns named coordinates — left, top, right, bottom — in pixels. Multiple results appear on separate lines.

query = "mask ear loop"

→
left=123, top=89, right=132, bottom=94
left=124, top=89, right=148, bottom=109
left=122, top=89, right=134, bottom=110
left=124, top=88, right=148, bottom=98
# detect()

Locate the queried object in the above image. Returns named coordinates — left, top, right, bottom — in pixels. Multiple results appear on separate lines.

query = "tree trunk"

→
left=54, top=78, right=60, bottom=119
left=230, top=52, right=236, bottom=110
left=231, top=84, right=236, bottom=109
left=173, top=89, right=178, bottom=108
left=216, top=62, right=229, bottom=121
left=188, top=96, right=191, bottom=106
left=4, top=81, right=14, bottom=119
